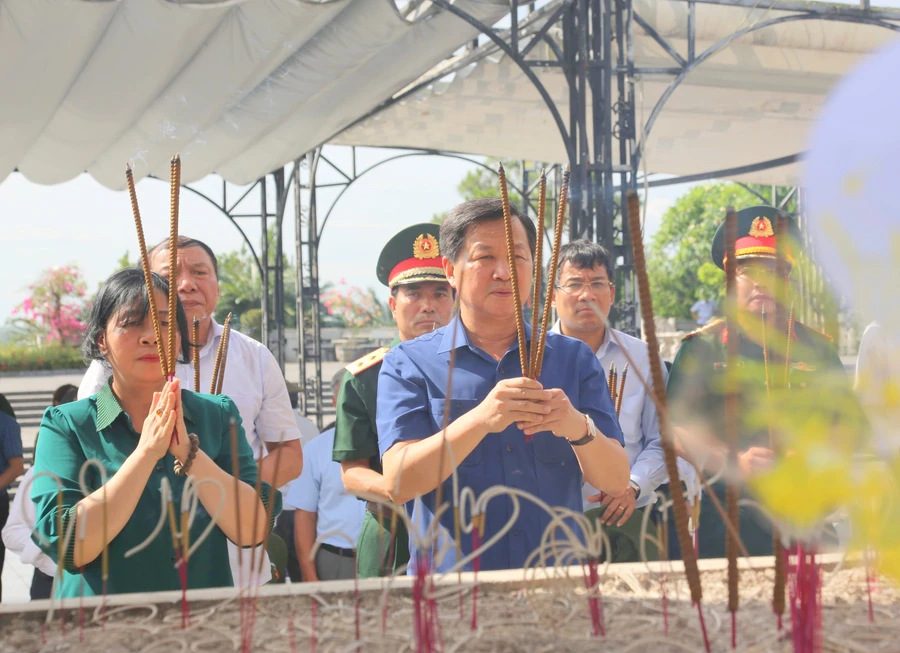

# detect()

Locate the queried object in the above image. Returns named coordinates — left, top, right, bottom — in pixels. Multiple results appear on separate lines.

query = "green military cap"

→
left=711, top=206, right=802, bottom=271
left=376, top=223, right=447, bottom=289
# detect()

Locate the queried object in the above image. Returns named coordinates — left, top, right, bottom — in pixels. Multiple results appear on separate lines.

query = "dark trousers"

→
left=31, top=569, right=54, bottom=600
left=0, top=492, right=8, bottom=603
left=273, top=509, right=302, bottom=583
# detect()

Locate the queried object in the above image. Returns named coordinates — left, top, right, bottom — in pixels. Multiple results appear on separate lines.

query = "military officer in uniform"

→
left=332, top=224, right=455, bottom=577
left=666, top=206, right=866, bottom=558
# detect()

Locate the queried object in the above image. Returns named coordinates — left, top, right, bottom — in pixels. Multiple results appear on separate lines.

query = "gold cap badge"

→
left=413, top=234, right=439, bottom=260
left=748, top=216, right=775, bottom=238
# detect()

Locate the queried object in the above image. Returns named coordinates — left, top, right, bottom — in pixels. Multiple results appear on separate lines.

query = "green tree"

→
left=647, top=182, right=766, bottom=319
left=433, top=157, right=543, bottom=224
left=115, top=251, right=138, bottom=272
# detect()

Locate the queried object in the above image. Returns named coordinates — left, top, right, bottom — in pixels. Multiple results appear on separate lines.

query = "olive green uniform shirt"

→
left=332, top=337, right=401, bottom=471
left=30, top=381, right=280, bottom=598
left=331, top=338, right=409, bottom=577
left=666, top=319, right=866, bottom=558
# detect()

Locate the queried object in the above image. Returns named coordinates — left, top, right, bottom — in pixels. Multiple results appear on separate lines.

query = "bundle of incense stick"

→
left=498, top=165, right=569, bottom=382
left=625, top=190, right=707, bottom=646
left=125, top=155, right=182, bottom=444
left=497, top=164, right=528, bottom=376
left=608, top=364, right=618, bottom=407
left=771, top=214, right=791, bottom=621
left=533, top=166, right=568, bottom=379
left=168, top=155, right=180, bottom=383
left=210, top=312, right=233, bottom=395
left=723, top=208, right=741, bottom=645
left=192, top=317, right=200, bottom=392
left=615, top=363, right=628, bottom=417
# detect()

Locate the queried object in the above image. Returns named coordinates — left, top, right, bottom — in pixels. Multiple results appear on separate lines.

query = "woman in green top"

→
left=31, top=269, right=278, bottom=598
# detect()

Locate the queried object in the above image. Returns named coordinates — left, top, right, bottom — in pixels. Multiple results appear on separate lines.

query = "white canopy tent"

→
left=2, top=0, right=897, bottom=190
left=0, top=0, right=509, bottom=189
left=336, top=0, right=900, bottom=186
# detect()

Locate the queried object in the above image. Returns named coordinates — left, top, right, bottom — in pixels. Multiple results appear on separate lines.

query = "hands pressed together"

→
left=137, top=378, right=191, bottom=465
left=475, top=377, right=587, bottom=441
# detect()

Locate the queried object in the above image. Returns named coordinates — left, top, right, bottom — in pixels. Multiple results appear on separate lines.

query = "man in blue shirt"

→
left=376, top=198, right=629, bottom=573
left=0, top=395, right=25, bottom=602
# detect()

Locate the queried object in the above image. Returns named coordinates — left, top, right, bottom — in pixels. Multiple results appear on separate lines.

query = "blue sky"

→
left=0, top=145, right=695, bottom=324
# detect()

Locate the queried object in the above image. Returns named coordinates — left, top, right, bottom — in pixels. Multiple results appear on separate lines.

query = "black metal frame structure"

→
left=180, top=0, right=899, bottom=423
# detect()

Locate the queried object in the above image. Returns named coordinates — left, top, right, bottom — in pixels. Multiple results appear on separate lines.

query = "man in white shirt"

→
left=2, top=466, right=57, bottom=599
left=550, top=240, right=695, bottom=562
left=286, top=370, right=366, bottom=582
left=78, top=236, right=303, bottom=585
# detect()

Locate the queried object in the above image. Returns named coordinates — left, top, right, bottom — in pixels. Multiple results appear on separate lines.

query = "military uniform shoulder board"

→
left=796, top=321, right=834, bottom=343
left=346, top=347, right=390, bottom=376
left=682, top=318, right=725, bottom=341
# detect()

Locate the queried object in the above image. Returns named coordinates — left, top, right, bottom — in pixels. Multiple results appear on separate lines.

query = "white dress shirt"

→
left=78, top=317, right=301, bottom=587
left=551, top=322, right=697, bottom=509
left=284, top=428, right=365, bottom=549
left=2, top=467, right=58, bottom=577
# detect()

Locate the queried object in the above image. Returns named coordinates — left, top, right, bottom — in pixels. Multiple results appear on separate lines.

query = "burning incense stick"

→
left=608, top=363, right=618, bottom=407
left=625, top=190, right=705, bottom=620
left=192, top=317, right=200, bottom=392
left=215, top=315, right=233, bottom=395
left=210, top=312, right=233, bottom=394
left=615, top=363, right=628, bottom=417
left=533, top=166, right=569, bottom=379
left=528, top=170, right=547, bottom=377
left=125, top=164, right=168, bottom=378
left=723, top=207, right=740, bottom=644
left=772, top=214, right=790, bottom=622
left=498, top=164, right=528, bottom=376
left=167, top=155, right=181, bottom=380
left=229, top=419, right=244, bottom=585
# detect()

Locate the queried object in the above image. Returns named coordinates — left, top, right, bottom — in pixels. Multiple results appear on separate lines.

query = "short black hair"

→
left=83, top=268, right=191, bottom=365
left=555, top=239, right=615, bottom=281
left=439, top=198, right=537, bottom=263
left=148, top=235, right=219, bottom=278
left=52, top=384, right=78, bottom=407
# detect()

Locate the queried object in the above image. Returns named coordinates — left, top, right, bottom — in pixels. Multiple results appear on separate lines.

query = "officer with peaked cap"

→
left=666, top=206, right=866, bottom=558
left=331, top=223, right=455, bottom=577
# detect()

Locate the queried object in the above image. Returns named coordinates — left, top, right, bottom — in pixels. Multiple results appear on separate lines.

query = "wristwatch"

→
left=628, top=480, right=642, bottom=500
left=567, top=414, right=597, bottom=447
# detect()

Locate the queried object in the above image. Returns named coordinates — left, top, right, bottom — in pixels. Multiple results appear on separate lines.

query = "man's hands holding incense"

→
left=475, top=377, right=550, bottom=434
left=520, top=388, right=585, bottom=440
left=474, top=378, right=586, bottom=440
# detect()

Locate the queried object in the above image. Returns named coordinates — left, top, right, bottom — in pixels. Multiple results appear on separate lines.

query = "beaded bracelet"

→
left=174, top=433, right=200, bottom=476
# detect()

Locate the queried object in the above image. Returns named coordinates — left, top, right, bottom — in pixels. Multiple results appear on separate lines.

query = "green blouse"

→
left=30, top=381, right=280, bottom=598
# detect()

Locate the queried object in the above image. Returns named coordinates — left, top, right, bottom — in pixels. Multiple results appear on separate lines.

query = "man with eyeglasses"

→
left=666, top=206, right=865, bottom=558
left=550, top=240, right=690, bottom=562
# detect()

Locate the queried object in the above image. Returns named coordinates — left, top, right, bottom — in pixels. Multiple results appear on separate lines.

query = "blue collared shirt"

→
left=0, top=412, right=23, bottom=492
left=284, top=428, right=366, bottom=548
left=377, top=315, right=624, bottom=573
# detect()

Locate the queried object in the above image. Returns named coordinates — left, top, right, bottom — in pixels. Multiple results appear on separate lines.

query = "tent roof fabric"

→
left=335, top=0, right=900, bottom=186
left=0, top=0, right=508, bottom=189
left=2, top=0, right=898, bottom=189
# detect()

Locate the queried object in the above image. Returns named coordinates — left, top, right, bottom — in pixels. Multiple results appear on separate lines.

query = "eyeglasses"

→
left=556, top=280, right=614, bottom=295
left=735, top=262, right=787, bottom=283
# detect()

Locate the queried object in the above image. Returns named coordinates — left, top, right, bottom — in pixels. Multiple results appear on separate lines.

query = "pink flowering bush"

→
left=321, top=283, right=392, bottom=330
left=11, top=265, right=89, bottom=347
